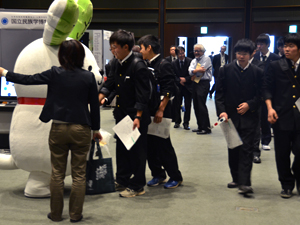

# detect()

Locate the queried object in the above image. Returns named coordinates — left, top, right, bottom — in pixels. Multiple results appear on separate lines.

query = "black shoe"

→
left=197, top=130, right=211, bottom=135
left=280, top=189, right=292, bottom=198
left=192, top=128, right=200, bottom=132
left=227, top=182, right=238, bottom=188
left=70, top=215, right=83, bottom=223
left=183, top=124, right=190, bottom=130
left=253, top=156, right=261, bottom=164
left=238, top=185, right=254, bottom=194
left=174, top=123, right=180, bottom=128
left=47, top=213, right=63, bottom=222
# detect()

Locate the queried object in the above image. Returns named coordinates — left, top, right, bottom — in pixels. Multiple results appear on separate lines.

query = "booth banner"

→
left=0, top=12, right=47, bottom=29
left=93, top=30, right=103, bottom=70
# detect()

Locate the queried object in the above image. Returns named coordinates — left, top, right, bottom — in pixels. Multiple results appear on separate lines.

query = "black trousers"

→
left=228, top=128, right=256, bottom=186
left=261, top=103, right=272, bottom=145
left=253, top=105, right=262, bottom=157
left=174, top=86, right=192, bottom=126
left=115, top=120, right=148, bottom=191
left=273, top=126, right=300, bottom=190
left=192, top=80, right=211, bottom=131
left=209, top=74, right=218, bottom=95
left=147, top=135, right=182, bottom=181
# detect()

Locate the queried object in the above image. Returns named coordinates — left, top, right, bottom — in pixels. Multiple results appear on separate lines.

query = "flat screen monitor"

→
left=0, top=77, right=17, bottom=102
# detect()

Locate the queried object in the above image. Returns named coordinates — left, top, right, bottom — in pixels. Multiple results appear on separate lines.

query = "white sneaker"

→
left=262, top=145, right=271, bottom=150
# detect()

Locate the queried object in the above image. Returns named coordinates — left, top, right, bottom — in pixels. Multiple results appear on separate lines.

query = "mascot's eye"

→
left=88, top=66, right=92, bottom=72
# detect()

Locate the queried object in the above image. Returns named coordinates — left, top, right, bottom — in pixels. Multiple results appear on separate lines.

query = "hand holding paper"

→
left=113, top=115, right=141, bottom=150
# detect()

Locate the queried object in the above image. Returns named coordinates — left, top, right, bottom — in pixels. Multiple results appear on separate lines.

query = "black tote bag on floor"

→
left=86, top=139, right=115, bottom=195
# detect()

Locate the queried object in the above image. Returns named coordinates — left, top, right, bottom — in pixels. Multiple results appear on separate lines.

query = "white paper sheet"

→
left=147, top=117, right=172, bottom=139
left=295, top=98, right=300, bottom=112
left=219, top=118, right=243, bottom=149
left=112, top=115, right=141, bottom=150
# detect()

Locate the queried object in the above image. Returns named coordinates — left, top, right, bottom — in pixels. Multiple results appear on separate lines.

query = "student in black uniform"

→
left=253, top=33, right=280, bottom=163
left=215, top=39, right=263, bottom=195
left=263, top=33, right=300, bottom=198
left=138, top=35, right=183, bottom=189
left=99, top=30, right=152, bottom=198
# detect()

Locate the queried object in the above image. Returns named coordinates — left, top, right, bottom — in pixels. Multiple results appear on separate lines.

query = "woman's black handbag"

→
left=86, top=139, right=115, bottom=195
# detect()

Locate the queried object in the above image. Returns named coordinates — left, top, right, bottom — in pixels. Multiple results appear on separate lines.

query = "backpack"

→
left=131, top=57, right=161, bottom=115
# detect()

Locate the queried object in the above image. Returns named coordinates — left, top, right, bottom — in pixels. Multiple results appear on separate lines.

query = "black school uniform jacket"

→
left=149, top=55, right=176, bottom=119
left=100, top=53, right=151, bottom=124
left=6, top=66, right=100, bottom=130
left=215, top=61, right=263, bottom=130
left=263, top=58, right=300, bottom=130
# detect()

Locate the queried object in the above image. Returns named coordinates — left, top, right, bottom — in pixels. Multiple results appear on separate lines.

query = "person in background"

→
left=172, top=46, right=193, bottom=130
left=215, top=39, right=263, bottom=195
left=0, top=39, right=102, bottom=223
left=250, top=47, right=264, bottom=164
left=189, top=44, right=212, bottom=135
left=277, top=37, right=285, bottom=58
left=165, top=45, right=178, bottom=62
left=209, top=46, right=228, bottom=99
left=263, top=33, right=300, bottom=198
left=99, top=30, right=151, bottom=198
left=253, top=33, right=280, bottom=162
left=138, top=34, right=183, bottom=189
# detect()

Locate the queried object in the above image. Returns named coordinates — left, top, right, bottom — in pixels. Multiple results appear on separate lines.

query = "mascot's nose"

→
left=88, top=65, right=92, bottom=71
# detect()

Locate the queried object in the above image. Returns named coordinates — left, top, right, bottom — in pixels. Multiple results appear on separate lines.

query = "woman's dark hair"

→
left=234, top=39, right=256, bottom=55
left=284, top=33, right=300, bottom=49
left=58, top=40, right=85, bottom=70
left=137, top=35, right=161, bottom=54
left=256, top=33, right=271, bottom=46
left=109, top=30, right=134, bottom=51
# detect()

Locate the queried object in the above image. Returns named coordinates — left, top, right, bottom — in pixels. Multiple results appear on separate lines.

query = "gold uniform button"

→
left=117, top=84, right=120, bottom=87
left=293, top=95, right=296, bottom=98
left=293, top=85, right=296, bottom=88
left=117, top=95, right=119, bottom=97
left=293, top=105, right=296, bottom=108
left=120, top=74, right=122, bottom=76
left=241, top=70, right=243, bottom=72
left=117, top=105, right=120, bottom=107
left=295, top=76, right=297, bottom=78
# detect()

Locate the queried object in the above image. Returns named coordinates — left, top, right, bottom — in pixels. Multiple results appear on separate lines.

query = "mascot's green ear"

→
left=68, top=0, right=93, bottom=40
left=43, top=0, right=79, bottom=46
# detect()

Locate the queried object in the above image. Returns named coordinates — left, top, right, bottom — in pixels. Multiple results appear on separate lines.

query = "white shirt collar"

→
left=119, top=51, right=133, bottom=65
left=291, top=58, right=300, bottom=71
left=149, top=54, right=160, bottom=63
left=260, top=50, right=270, bottom=60
left=236, top=60, right=250, bottom=70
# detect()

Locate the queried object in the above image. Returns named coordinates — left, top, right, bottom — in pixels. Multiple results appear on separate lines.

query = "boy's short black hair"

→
left=277, top=37, right=284, bottom=48
left=177, top=46, right=185, bottom=52
left=234, top=39, right=256, bottom=55
left=109, top=29, right=135, bottom=51
left=284, top=33, right=300, bottom=49
left=137, top=35, right=161, bottom=54
left=256, top=33, right=271, bottom=46
left=58, top=39, right=85, bottom=70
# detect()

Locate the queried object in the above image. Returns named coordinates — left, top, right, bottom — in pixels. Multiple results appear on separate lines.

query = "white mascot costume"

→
left=0, top=0, right=102, bottom=197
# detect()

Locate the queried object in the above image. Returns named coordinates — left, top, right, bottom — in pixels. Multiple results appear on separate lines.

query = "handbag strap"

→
left=95, top=139, right=103, bottom=159
left=88, top=139, right=103, bottom=161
